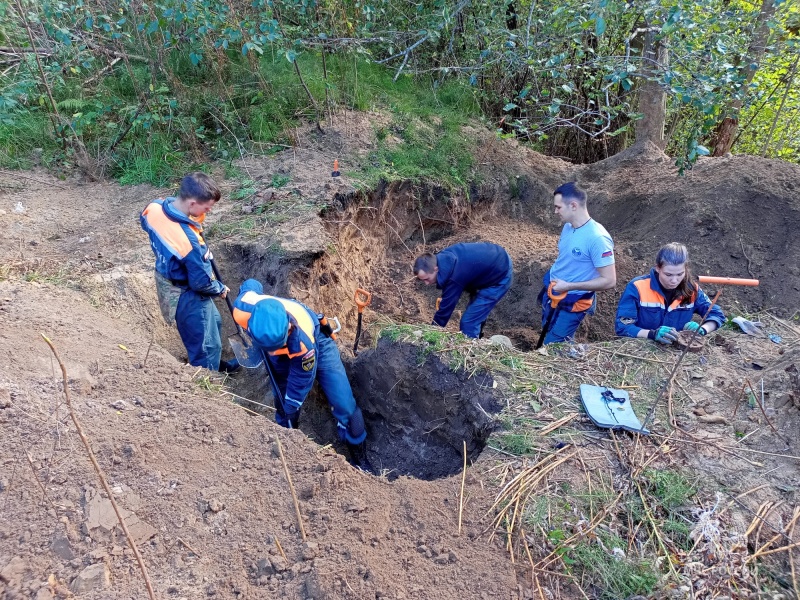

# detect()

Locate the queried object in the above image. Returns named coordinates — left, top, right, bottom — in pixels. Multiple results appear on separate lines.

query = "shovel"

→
left=352, top=288, right=372, bottom=356
left=535, top=282, right=567, bottom=349
left=209, top=257, right=263, bottom=369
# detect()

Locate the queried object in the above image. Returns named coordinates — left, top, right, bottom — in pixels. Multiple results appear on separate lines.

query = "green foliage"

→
left=270, top=173, right=291, bottom=188
left=1, top=0, right=798, bottom=183
left=113, top=133, right=192, bottom=186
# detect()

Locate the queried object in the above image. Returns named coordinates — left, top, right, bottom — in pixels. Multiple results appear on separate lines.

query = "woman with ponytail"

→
left=615, top=243, right=725, bottom=344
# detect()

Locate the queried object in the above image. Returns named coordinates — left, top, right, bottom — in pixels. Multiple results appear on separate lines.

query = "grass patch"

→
left=566, top=533, right=660, bottom=599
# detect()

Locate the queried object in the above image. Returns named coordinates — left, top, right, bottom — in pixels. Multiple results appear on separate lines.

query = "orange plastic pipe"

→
left=698, top=276, right=759, bottom=287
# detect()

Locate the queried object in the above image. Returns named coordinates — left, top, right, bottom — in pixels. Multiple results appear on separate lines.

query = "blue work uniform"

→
left=140, top=198, right=225, bottom=370
left=540, top=219, right=615, bottom=344
left=232, top=280, right=366, bottom=445
left=433, top=242, right=513, bottom=338
left=615, top=269, right=725, bottom=338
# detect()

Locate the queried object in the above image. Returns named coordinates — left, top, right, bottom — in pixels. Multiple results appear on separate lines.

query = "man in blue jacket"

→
left=413, top=242, right=513, bottom=338
left=232, top=279, right=371, bottom=471
left=140, top=172, right=239, bottom=373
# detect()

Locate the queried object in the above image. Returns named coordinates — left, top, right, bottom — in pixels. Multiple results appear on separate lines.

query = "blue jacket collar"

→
left=162, top=197, right=202, bottom=228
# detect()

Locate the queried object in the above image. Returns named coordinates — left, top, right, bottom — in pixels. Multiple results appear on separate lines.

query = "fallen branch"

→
left=41, top=334, right=156, bottom=600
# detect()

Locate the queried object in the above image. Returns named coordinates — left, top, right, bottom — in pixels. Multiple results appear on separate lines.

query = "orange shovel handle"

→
left=547, top=281, right=568, bottom=308
left=354, top=288, right=372, bottom=312
left=698, top=276, right=759, bottom=287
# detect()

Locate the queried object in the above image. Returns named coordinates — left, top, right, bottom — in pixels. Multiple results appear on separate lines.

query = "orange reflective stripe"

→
left=269, top=339, right=308, bottom=359
left=236, top=293, right=316, bottom=357
left=668, top=288, right=696, bottom=311
left=570, top=298, right=594, bottom=313
left=142, top=202, right=195, bottom=258
left=232, top=307, right=251, bottom=330
left=634, top=279, right=665, bottom=308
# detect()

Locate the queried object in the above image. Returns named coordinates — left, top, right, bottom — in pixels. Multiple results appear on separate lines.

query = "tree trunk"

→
left=635, top=28, right=668, bottom=150
left=711, top=0, right=777, bottom=156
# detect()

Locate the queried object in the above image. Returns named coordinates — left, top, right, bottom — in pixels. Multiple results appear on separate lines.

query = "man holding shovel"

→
left=539, top=182, right=616, bottom=345
left=140, top=172, right=240, bottom=373
left=232, top=279, right=372, bottom=472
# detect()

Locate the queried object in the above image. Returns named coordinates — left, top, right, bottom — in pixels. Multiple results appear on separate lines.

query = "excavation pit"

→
left=221, top=181, right=562, bottom=479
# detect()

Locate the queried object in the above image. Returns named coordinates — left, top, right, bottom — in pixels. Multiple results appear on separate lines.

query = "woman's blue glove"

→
left=683, top=321, right=706, bottom=336
left=654, top=326, right=679, bottom=344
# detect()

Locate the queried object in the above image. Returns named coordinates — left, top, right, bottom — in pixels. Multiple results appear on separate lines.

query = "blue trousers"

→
left=460, top=270, right=513, bottom=338
left=176, top=291, right=222, bottom=370
left=540, top=296, right=595, bottom=345
left=268, top=335, right=366, bottom=444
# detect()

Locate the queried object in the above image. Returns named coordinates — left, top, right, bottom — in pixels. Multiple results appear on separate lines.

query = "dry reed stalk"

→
left=753, top=505, right=800, bottom=557
left=486, top=448, right=576, bottom=532
left=275, top=536, right=288, bottom=561
left=458, top=440, right=467, bottom=535
left=534, top=491, right=625, bottom=570
left=177, top=537, right=201, bottom=556
left=276, top=436, right=307, bottom=541
left=746, top=502, right=774, bottom=538
left=538, top=413, right=577, bottom=436
left=747, top=538, right=800, bottom=560
left=789, top=513, right=800, bottom=600
left=42, top=335, right=156, bottom=600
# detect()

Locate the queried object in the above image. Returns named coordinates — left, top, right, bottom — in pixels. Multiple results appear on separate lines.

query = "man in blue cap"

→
left=232, top=279, right=371, bottom=471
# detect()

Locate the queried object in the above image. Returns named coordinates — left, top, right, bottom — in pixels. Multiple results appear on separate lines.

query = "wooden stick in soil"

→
left=642, top=290, right=722, bottom=430
left=458, top=440, right=467, bottom=535
left=41, top=334, right=157, bottom=600
left=177, top=537, right=201, bottom=556
left=274, top=536, right=288, bottom=561
left=275, top=436, right=307, bottom=541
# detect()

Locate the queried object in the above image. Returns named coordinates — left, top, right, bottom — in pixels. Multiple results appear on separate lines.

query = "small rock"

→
left=489, top=335, right=513, bottom=349
left=34, top=587, right=54, bottom=600
left=301, top=542, right=318, bottom=561
left=433, top=555, right=450, bottom=565
left=269, top=556, right=288, bottom=572
left=206, top=499, right=225, bottom=513
left=110, top=400, right=128, bottom=411
left=0, top=556, right=28, bottom=588
left=0, top=386, right=11, bottom=409
left=256, top=558, right=275, bottom=577
left=51, top=532, right=75, bottom=560
left=70, top=563, right=110, bottom=593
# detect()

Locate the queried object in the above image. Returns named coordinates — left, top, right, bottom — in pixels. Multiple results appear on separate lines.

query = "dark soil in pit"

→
left=347, top=339, right=501, bottom=479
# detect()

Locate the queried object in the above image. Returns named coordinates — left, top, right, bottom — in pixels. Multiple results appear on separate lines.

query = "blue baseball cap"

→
left=238, top=278, right=264, bottom=295
left=249, top=299, right=289, bottom=350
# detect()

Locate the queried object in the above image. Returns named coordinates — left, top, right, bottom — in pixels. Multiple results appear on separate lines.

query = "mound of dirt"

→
left=0, top=280, right=518, bottom=600
left=578, top=152, right=800, bottom=314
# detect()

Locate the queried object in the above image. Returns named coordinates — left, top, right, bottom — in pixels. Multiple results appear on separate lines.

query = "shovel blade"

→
left=228, top=332, right=263, bottom=368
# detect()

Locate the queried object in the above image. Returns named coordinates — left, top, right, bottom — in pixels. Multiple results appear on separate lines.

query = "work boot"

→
left=347, top=442, right=374, bottom=473
left=218, top=358, right=241, bottom=374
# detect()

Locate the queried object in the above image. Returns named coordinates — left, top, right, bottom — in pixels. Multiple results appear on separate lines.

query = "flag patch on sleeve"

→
left=602, top=250, right=613, bottom=258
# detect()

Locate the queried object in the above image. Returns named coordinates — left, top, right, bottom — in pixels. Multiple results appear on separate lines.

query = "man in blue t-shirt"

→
left=539, top=182, right=616, bottom=345
left=414, top=242, right=513, bottom=338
